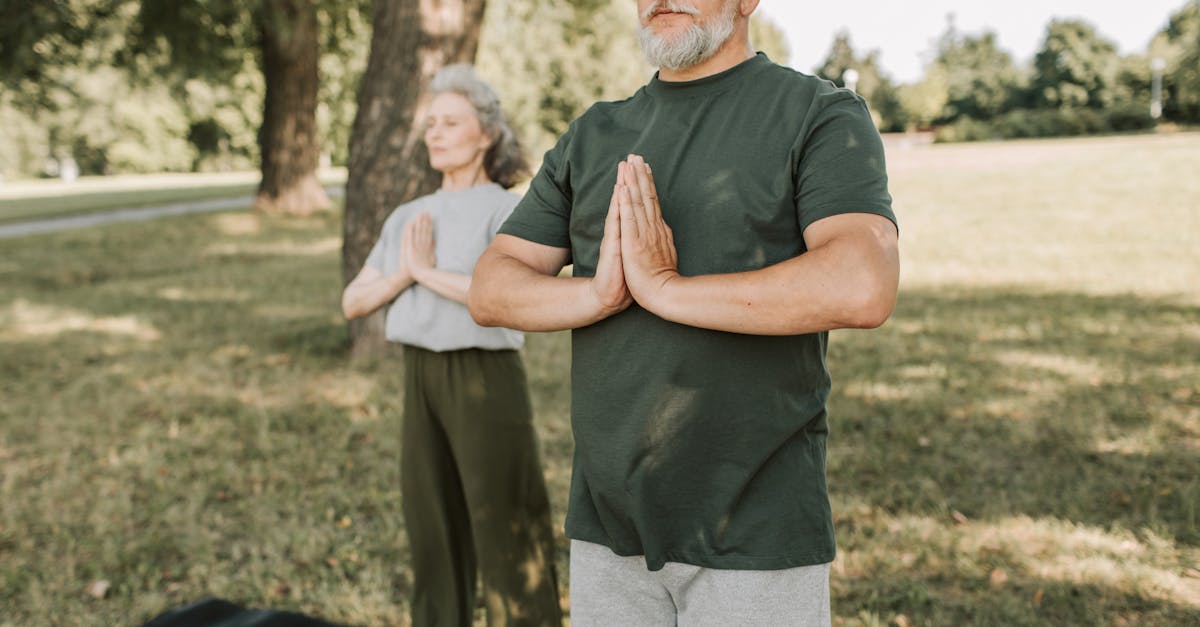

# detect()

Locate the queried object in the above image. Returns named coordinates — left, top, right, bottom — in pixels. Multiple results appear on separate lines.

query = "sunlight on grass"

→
left=1, top=299, right=161, bottom=341
left=834, top=506, right=1200, bottom=614
left=213, top=213, right=266, bottom=236
left=890, top=133, right=1200, bottom=302
left=992, top=349, right=1105, bottom=382
left=157, top=286, right=251, bottom=303
left=204, top=236, right=341, bottom=257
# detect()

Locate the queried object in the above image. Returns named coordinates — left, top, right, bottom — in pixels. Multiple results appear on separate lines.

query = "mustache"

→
left=641, top=1, right=700, bottom=21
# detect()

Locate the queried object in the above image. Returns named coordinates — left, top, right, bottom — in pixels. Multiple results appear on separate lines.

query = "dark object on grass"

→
left=141, top=597, right=346, bottom=627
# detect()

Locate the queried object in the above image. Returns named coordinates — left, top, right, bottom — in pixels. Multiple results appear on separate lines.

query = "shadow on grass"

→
left=830, top=287, right=1200, bottom=545
left=826, top=288, right=1200, bottom=624
left=838, top=573, right=1199, bottom=626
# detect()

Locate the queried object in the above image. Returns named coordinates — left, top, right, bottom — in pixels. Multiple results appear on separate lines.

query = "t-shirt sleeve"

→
left=364, top=211, right=399, bottom=272
left=488, top=193, right=521, bottom=238
left=793, top=94, right=897, bottom=234
left=497, top=125, right=575, bottom=249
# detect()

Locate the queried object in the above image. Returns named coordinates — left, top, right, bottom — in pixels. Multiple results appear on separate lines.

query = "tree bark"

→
left=256, top=0, right=331, bottom=215
left=342, top=0, right=488, bottom=356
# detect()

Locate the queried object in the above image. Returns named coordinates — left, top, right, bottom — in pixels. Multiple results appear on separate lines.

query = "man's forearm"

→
left=468, top=251, right=617, bottom=332
left=644, top=235, right=898, bottom=335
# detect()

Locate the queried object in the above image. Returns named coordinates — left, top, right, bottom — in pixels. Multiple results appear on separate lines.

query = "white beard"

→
left=637, top=1, right=738, bottom=71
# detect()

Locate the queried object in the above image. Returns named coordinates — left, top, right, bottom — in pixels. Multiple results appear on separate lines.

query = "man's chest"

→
left=565, top=125, right=803, bottom=277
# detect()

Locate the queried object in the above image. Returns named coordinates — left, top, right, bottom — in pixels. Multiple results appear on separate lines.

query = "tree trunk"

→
left=342, top=0, right=488, bottom=356
left=256, top=0, right=331, bottom=215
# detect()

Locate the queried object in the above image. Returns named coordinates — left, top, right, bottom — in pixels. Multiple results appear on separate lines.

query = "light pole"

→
left=1150, top=57, right=1166, bottom=120
left=843, top=68, right=860, bottom=94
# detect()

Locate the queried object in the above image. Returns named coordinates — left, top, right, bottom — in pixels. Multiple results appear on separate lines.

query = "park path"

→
left=0, top=186, right=344, bottom=240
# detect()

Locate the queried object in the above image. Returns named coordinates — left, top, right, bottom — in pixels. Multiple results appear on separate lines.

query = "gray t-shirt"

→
left=365, top=183, right=523, bottom=352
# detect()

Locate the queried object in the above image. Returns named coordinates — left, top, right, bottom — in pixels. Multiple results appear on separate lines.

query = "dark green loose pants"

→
left=400, top=346, right=561, bottom=627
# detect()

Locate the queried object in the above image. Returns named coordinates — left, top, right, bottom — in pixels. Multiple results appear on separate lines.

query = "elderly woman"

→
left=342, top=65, right=561, bottom=627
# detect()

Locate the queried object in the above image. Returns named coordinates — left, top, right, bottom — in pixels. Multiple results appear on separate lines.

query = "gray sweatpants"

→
left=568, top=540, right=831, bottom=627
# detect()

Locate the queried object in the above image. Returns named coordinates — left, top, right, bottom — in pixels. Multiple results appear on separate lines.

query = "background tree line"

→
left=0, top=0, right=785, bottom=184
left=1, top=1, right=1197, bottom=185
left=821, top=4, right=1200, bottom=141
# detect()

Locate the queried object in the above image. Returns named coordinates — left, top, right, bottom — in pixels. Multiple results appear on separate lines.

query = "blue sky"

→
left=756, top=0, right=1190, bottom=83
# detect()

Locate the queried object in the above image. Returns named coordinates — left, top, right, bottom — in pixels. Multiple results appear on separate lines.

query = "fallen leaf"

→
left=989, top=568, right=1008, bottom=588
left=1033, top=588, right=1044, bottom=606
left=86, top=580, right=110, bottom=599
left=1183, top=568, right=1200, bottom=579
left=336, top=515, right=352, bottom=529
left=951, top=510, right=970, bottom=525
left=893, top=614, right=912, bottom=627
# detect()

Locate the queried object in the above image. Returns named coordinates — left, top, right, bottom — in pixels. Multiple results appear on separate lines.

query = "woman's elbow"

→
left=341, top=294, right=365, bottom=321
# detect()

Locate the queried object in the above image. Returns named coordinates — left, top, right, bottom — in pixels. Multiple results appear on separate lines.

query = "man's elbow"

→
left=842, top=276, right=898, bottom=329
left=848, top=301, right=894, bottom=329
left=466, top=272, right=502, bottom=327
left=466, top=289, right=495, bottom=327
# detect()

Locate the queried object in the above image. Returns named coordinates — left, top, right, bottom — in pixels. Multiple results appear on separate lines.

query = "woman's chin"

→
left=428, top=159, right=463, bottom=174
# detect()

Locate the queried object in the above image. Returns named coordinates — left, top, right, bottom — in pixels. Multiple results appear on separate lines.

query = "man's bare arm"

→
left=619, top=155, right=899, bottom=335
left=469, top=184, right=632, bottom=331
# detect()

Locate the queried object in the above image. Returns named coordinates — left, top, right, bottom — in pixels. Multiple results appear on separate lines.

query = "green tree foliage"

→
left=476, top=0, right=648, bottom=158
left=0, top=0, right=99, bottom=93
left=1032, top=19, right=1121, bottom=110
left=1160, top=0, right=1200, bottom=122
left=814, top=32, right=907, bottom=132
left=477, top=1, right=793, bottom=157
left=898, top=64, right=949, bottom=129
left=130, top=0, right=367, bottom=167
left=749, top=13, right=790, bottom=65
left=0, top=1, right=201, bottom=177
left=0, top=0, right=367, bottom=182
left=937, top=30, right=1022, bottom=120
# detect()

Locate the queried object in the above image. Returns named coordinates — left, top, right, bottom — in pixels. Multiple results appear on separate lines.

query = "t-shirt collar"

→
left=646, top=52, right=771, bottom=99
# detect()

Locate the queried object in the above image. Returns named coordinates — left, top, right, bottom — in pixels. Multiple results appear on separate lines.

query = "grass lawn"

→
left=1, top=133, right=1198, bottom=625
left=0, top=169, right=347, bottom=225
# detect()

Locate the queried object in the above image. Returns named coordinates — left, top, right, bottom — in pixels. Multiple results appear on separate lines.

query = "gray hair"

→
left=430, top=64, right=530, bottom=188
left=638, top=1, right=738, bottom=71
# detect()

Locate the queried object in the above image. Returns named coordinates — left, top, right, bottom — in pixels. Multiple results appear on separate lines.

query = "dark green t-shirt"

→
left=499, top=53, right=896, bottom=571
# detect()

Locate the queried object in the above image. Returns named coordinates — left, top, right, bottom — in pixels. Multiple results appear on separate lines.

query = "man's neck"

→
left=657, top=35, right=755, bottom=82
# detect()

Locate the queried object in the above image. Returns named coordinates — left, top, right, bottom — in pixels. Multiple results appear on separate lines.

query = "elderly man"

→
left=468, top=0, right=899, bottom=624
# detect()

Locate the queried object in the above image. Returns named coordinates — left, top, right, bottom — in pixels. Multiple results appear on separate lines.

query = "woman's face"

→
left=424, top=92, right=492, bottom=175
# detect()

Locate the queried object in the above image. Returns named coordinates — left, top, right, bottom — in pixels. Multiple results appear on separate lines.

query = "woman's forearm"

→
left=411, top=267, right=471, bottom=305
left=342, top=271, right=413, bottom=319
